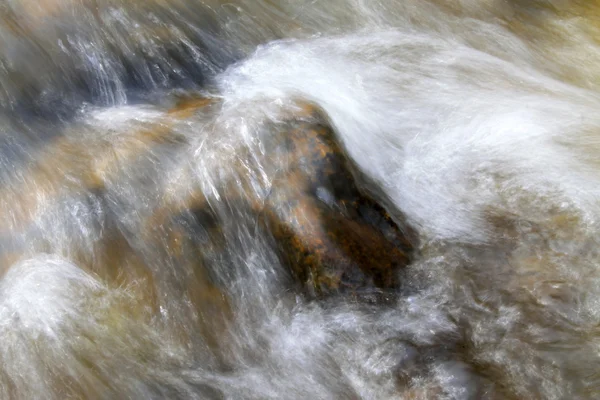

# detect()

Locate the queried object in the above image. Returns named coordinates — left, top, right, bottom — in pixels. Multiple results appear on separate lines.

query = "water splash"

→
left=0, top=1, right=600, bottom=399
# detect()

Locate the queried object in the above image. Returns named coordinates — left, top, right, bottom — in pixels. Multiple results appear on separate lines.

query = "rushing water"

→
left=1, top=1, right=600, bottom=399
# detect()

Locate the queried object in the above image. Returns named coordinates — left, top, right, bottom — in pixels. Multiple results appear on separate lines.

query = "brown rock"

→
left=260, top=108, right=415, bottom=297
left=0, top=95, right=416, bottom=302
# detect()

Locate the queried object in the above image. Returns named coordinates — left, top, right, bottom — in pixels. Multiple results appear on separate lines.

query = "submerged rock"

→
left=0, top=94, right=416, bottom=303
left=165, top=100, right=417, bottom=298
left=260, top=105, right=416, bottom=297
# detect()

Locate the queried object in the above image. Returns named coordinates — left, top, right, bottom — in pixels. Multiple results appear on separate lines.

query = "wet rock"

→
left=136, top=98, right=417, bottom=299
left=260, top=107, right=416, bottom=297
left=0, top=94, right=416, bottom=303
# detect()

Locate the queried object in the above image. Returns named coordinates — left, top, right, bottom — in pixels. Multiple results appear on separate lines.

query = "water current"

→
left=1, top=1, right=600, bottom=399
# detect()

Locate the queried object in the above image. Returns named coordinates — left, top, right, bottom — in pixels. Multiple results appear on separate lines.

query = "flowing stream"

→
left=1, top=1, right=600, bottom=399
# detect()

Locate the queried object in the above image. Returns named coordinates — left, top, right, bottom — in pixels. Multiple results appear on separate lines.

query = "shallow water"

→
left=1, top=1, right=600, bottom=399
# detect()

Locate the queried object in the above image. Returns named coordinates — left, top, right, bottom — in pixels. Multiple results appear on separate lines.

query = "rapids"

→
left=1, top=1, right=600, bottom=399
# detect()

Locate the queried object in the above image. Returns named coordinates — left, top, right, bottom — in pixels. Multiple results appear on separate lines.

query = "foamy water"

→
left=0, top=1, right=599, bottom=399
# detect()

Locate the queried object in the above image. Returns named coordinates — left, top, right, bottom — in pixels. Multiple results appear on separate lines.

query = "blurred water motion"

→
left=1, top=1, right=600, bottom=399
